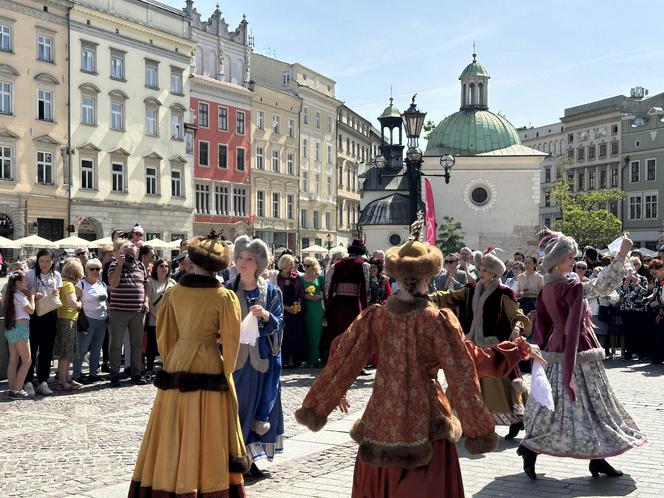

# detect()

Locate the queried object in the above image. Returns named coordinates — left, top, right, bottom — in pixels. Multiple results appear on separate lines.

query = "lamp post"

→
left=326, top=233, right=332, bottom=252
left=373, top=95, right=456, bottom=225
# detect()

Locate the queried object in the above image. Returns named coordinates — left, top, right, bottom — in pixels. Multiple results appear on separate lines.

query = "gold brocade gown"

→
left=129, top=275, right=248, bottom=498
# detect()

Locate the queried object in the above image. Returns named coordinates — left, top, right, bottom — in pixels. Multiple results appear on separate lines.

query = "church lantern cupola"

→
left=459, top=50, right=490, bottom=111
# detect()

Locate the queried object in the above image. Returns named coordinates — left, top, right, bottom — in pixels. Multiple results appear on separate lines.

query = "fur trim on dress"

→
left=542, top=347, right=605, bottom=364
left=154, top=369, right=229, bottom=392
left=383, top=296, right=432, bottom=315
left=178, top=273, right=221, bottom=288
left=429, top=414, right=463, bottom=442
left=295, top=406, right=327, bottom=432
left=463, top=431, right=499, bottom=454
left=229, top=454, right=252, bottom=474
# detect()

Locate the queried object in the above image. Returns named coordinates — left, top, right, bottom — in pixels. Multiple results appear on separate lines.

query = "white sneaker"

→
left=24, top=382, right=35, bottom=397
left=36, top=381, right=54, bottom=395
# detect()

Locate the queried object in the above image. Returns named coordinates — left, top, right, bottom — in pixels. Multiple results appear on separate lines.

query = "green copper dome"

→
left=425, top=110, right=521, bottom=156
left=379, top=98, right=401, bottom=119
left=459, top=61, right=490, bottom=79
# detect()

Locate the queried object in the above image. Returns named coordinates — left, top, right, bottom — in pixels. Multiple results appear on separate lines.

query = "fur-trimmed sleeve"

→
left=296, top=307, right=378, bottom=431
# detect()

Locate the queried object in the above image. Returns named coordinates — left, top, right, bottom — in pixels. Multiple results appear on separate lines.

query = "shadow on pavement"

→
left=473, top=472, right=637, bottom=497
left=602, top=360, right=664, bottom=377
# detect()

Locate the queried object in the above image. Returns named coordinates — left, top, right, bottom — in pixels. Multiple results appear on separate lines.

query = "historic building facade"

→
left=0, top=0, right=71, bottom=241
left=249, top=81, right=301, bottom=252
left=68, top=0, right=194, bottom=241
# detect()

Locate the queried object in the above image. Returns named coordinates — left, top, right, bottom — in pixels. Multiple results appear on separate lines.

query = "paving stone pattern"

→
left=1, top=361, right=663, bottom=498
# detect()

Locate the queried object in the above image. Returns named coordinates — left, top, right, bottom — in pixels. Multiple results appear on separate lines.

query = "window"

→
left=629, top=194, right=642, bottom=220
left=544, top=191, right=551, bottom=207
left=647, top=159, right=656, bottom=181
left=111, top=162, right=125, bottom=192
left=256, top=111, right=264, bottom=130
left=198, top=102, right=209, bottom=127
left=37, top=89, right=53, bottom=121
left=171, top=169, right=182, bottom=197
left=170, top=68, right=183, bottom=94
left=36, top=151, right=53, bottom=185
left=145, top=61, right=159, bottom=89
left=145, top=106, right=158, bottom=136
left=198, top=141, right=209, bottom=166
left=288, top=119, right=294, bottom=138
left=471, top=187, right=490, bottom=206
left=146, top=167, right=158, bottom=195
left=612, top=125, right=618, bottom=134
left=287, top=194, right=294, bottom=219
left=645, top=193, right=658, bottom=219
left=338, top=203, right=343, bottom=228
left=195, top=183, right=210, bottom=214
left=217, top=107, right=227, bottom=130
left=545, top=168, right=551, bottom=183
left=272, top=150, right=279, bottom=172
left=577, top=147, right=585, bottom=161
left=185, top=131, right=194, bottom=155
left=316, top=111, right=320, bottom=129
left=609, top=201, right=618, bottom=216
left=338, top=165, right=343, bottom=187
left=272, top=115, right=280, bottom=134
left=303, top=138, right=308, bottom=158
left=303, top=107, right=308, bottom=125
left=0, top=24, right=11, bottom=52
left=287, top=152, right=294, bottom=175
left=567, top=149, right=574, bottom=160
left=81, top=45, right=96, bottom=72
left=599, top=143, right=607, bottom=158
left=313, top=210, right=320, bottom=230
left=233, top=187, right=247, bottom=216
left=302, top=171, right=309, bottom=191
left=577, top=171, right=585, bottom=191
left=111, top=102, right=124, bottom=130
left=600, top=169, right=607, bottom=189
left=346, top=138, right=350, bottom=154
left=272, top=192, right=280, bottom=218
left=110, top=51, right=124, bottom=80
left=588, top=145, right=596, bottom=160
left=315, top=141, right=321, bottom=162
left=171, top=111, right=183, bottom=139
left=611, top=141, right=619, bottom=155
left=236, top=148, right=245, bottom=171
left=0, top=146, right=12, bottom=180
left=325, top=212, right=331, bottom=230
left=301, top=209, right=308, bottom=229
left=543, top=217, right=551, bottom=227
left=81, top=159, right=94, bottom=189
left=255, top=146, right=264, bottom=170
left=0, top=81, right=11, bottom=114
left=328, top=115, right=332, bottom=132
left=588, top=170, right=596, bottom=189
left=315, top=173, right=320, bottom=193
left=256, top=190, right=265, bottom=217
left=282, top=71, right=290, bottom=85
left=81, top=95, right=95, bottom=125
left=37, top=34, right=53, bottom=62
left=327, top=176, right=332, bottom=194
left=236, top=111, right=245, bottom=134
left=611, top=168, right=619, bottom=187
left=215, top=185, right=229, bottom=215
left=327, top=144, right=332, bottom=165
left=630, top=161, right=640, bottom=183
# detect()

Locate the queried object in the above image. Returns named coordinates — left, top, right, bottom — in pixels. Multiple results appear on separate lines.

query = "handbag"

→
left=35, top=272, right=63, bottom=316
left=77, top=309, right=89, bottom=332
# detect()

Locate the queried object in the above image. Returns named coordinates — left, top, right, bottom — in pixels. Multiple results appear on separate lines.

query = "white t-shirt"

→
left=26, top=268, right=63, bottom=293
left=14, top=291, right=31, bottom=321
left=76, top=279, right=108, bottom=320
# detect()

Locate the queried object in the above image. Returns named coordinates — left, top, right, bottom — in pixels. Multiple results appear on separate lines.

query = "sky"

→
left=168, top=0, right=664, bottom=132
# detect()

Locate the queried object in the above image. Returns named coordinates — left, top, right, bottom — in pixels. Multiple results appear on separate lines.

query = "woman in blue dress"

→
left=229, top=235, right=284, bottom=478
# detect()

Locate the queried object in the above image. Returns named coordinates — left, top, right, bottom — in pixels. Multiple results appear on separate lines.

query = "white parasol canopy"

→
left=54, top=235, right=98, bottom=249
left=0, top=235, right=20, bottom=249
left=301, top=244, right=328, bottom=254
left=143, top=237, right=173, bottom=250
left=13, top=234, right=59, bottom=248
left=90, top=237, right=114, bottom=248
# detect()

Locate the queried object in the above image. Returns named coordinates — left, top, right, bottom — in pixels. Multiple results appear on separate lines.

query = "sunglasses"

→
left=445, top=259, right=458, bottom=263
left=88, top=268, right=101, bottom=272
left=76, top=252, right=87, bottom=256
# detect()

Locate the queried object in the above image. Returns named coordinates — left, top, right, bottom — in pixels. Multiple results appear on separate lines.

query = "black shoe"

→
left=247, top=462, right=269, bottom=479
left=131, top=376, right=147, bottom=385
left=358, top=368, right=371, bottom=376
left=87, top=375, right=102, bottom=383
left=109, top=375, right=121, bottom=388
left=73, top=376, right=89, bottom=385
left=505, top=421, right=524, bottom=440
left=101, top=363, right=110, bottom=373
left=589, top=459, right=623, bottom=478
left=517, top=445, right=538, bottom=480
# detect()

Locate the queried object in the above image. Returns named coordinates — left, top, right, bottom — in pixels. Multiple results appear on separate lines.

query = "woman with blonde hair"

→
left=54, top=258, right=84, bottom=391
left=277, top=253, right=305, bottom=368
left=301, top=257, right=325, bottom=366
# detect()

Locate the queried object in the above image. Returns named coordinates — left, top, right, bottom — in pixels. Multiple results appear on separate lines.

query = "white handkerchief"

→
left=240, top=313, right=259, bottom=346
left=530, top=361, right=554, bottom=411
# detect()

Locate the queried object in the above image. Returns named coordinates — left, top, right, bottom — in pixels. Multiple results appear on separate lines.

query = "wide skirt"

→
left=351, top=439, right=464, bottom=498
left=480, top=375, right=526, bottom=426
left=129, top=387, right=246, bottom=497
left=522, top=348, right=646, bottom=459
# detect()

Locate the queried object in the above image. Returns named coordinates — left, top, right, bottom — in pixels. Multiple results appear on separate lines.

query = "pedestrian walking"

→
left=300, top=257, right=325, bottom=366
left=3, top=270, right=34, bottom=399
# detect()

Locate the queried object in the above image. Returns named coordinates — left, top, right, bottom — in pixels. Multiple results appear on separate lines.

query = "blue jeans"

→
left=73, top=317, right=107, bottom=378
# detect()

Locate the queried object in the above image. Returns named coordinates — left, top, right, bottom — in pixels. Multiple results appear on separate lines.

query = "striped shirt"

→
left=108, top=260, right=147, bottom=312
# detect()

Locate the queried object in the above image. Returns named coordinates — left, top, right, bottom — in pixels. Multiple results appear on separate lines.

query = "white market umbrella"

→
left=14, top=234, right=59, bottom=248
left=301, top=244, right=328, bottom=254
left=143, top=237, right=173, bottom=250
left=0, top=235, right=19, bottom=249
left=167, top=238, right=183, bottom=249
left=54, top=235, right=98, bottom=249
left=90, top=237, right=114, bottom=248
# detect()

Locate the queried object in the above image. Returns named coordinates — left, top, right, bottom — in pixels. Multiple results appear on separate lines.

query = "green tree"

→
left=423, top=119, right=438, bottom=142
left=436, top=216, right=465, bottom=255
left=551, top=158, right=623, bottom=248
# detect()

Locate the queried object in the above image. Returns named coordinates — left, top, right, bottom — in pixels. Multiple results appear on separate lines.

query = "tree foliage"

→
left=436, top=216, right=465, bottom=255
left=551, top=159, right=623, bottom=248
left=423, top=119, right=438, bottom=142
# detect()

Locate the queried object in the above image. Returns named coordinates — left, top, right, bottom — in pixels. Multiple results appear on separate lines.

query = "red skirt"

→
left=352, top=439, right=464, bottom=498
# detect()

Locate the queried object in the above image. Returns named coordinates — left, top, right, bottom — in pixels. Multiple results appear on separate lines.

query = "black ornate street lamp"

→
left=326, top=233, right=332, bottom=252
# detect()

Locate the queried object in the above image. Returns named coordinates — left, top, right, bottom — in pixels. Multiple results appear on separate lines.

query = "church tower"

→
left=459, top=50, right=490, bottom=111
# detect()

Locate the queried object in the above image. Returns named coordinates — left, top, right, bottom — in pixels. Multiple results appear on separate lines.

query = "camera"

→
left=125, top=254, right=135, bottom=264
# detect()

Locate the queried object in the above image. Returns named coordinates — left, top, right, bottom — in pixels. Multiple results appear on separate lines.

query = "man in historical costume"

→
left=320, top=238, right=370, bottom=362
left=295, top=220, right=538, bottom=498
left=431, top=250, right=531, bottom=440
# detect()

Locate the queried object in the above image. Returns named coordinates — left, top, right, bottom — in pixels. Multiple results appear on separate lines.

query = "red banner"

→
left=424, top=179, right=436, bottom=245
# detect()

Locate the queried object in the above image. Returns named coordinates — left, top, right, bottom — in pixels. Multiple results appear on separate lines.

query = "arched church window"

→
left=463, top=84, right=467, bottom=106
left=478, top=82, right=484, bottom=105
left=469, top=83, right=475, bottom=105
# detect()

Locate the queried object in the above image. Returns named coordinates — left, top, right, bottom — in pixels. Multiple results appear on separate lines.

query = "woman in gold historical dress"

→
left=129, top=231, right=249, bottom=498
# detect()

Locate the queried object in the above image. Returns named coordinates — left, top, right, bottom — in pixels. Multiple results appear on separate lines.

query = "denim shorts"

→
left=5, top=322, right=30, bottom=344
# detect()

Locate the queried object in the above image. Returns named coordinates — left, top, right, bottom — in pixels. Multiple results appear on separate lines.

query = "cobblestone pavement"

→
left=1, top=360, right=662, bottom=498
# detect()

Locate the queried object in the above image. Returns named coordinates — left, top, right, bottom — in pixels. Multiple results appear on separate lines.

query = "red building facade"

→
left=191, top=75, right=253, bottom=237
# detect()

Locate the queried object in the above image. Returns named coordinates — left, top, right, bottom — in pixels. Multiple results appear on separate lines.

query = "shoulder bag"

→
left=35, top=272, right=63, bottom=317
